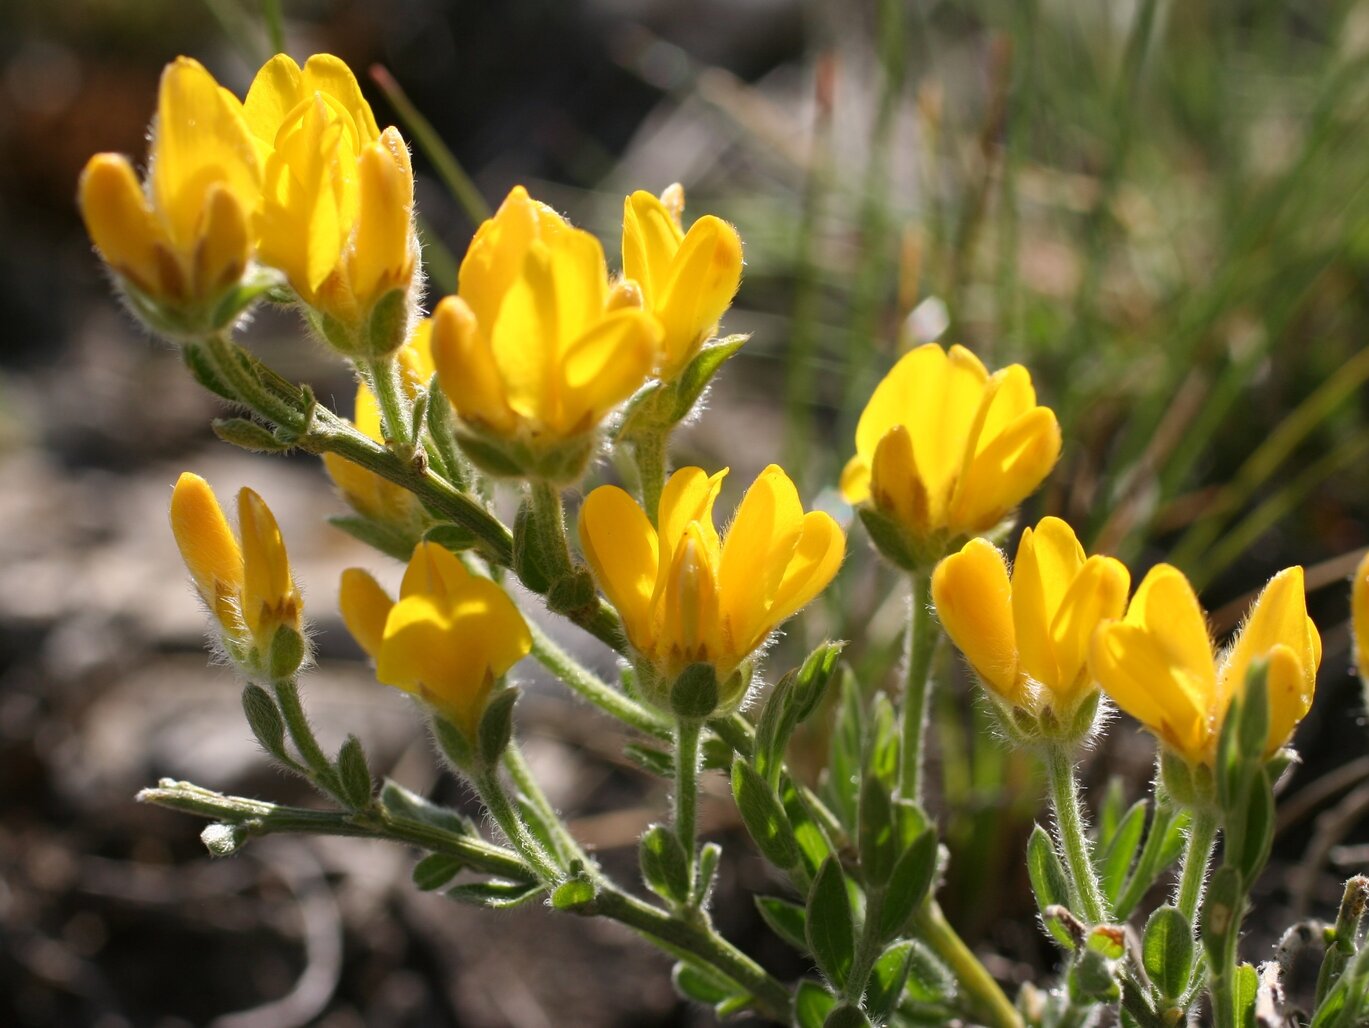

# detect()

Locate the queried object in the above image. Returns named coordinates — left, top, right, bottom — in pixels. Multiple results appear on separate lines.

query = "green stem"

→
left=529, top=479, right=575, bottom=579
left=527, top=621, right=671, bottom=740
left=593, top=885, right=792, bottom=1021
left=503, top=742, right=587, bottom=870
left=367, top=356, right=413, bottom=456
left=1044, top=743, right=1109, bottom=925
left=1175, top=809, right=1219, bottom=926
left=474, top=767, right=564, bottom=885
left=913, top=900, right=1022, bottom=1028
left=202, top=333, right=303, bottom=430
left=898, top=572, right=938, bottom=805
left=675, top=717, right=702, bottom=906
left=1114, top=799, right=1180, bottom=919
left=299, top=408, right=628, bottom=653
left=272, top=679, right=342, bottom=799
left=633, top=431, right=668, bottom=525
left=137, top=778, right=533, bottom=881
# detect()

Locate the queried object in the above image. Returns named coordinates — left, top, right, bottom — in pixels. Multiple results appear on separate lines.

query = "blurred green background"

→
left=3, top=0, right=1369, bottom=1024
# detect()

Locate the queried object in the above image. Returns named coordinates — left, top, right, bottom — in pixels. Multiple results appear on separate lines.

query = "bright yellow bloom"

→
left=1090, top=564, right=1320, bottom=766
left=841, top=344, right=1061, bottom=567
left=431, top=186, right=662, bottom=462
left=622, top=184, right=743, bottom=377
left=1353, top=551, right=1369, bottom=692
left=323, top=319, right=435, bottom=526
left=932, top=518, right=1129, bottom=723
left=169, top=473, right=301, bottom=667
left=79, top=57, right=260, bottom=312
left=247, top=54, right=417, bottom=346
left=338, top=542, right=532, bottom=735
left=578, top=465, right=845, bottom=690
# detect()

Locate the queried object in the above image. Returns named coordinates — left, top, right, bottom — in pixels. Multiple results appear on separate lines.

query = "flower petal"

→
left=932, top=538, right=1022, bottom=704
left=79, top=154, right=164, bottom=295
left=1048, top=554, right=1130, bottom=704
left=1011, top=517, right=1086, bottom=690
left=655, top=215, right=743, bottom=374
left=578, top=484, right=659, bottom=651
left=718, top=465, right=805, bottom=651
left=950, top=405, right=1061, bottom=534
left=622, top=189, right=683, bottom=301
left=338, top=568, right=393, bottom=661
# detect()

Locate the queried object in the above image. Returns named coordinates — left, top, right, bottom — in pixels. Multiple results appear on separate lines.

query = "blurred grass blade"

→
left=260, top=0, right=285, bottom=55
left=370, top=64, right=491, bottom=226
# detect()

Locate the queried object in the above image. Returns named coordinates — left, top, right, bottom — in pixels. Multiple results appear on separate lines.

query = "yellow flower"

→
left=169, top=473, right=302, bottom=671
left=841, top=344, right=1061, bottom=567
left=1089, top=564, right=1320, bottom=766
left=578, top=465, right=845, bottom=693
left=78, top=57, right=260, bottom=319
left=1353, top=551, right=1369, bottom=693
left=430, top=186, right=662, bottom=475
left=622, top=184, right=743, bottom=377
left=932, top=518, right=1129, bottom=727
left=323, top=319, right=435, bottom=526
left=338, top=542, right=532, bottom=736
left=247, top=54, right=417, bottom=349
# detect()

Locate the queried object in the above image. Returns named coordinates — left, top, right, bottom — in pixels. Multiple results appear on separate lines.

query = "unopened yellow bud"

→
left=168, top=473, right=303, bottom=676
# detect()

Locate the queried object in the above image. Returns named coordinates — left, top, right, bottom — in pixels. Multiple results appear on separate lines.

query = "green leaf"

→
left=782, top=778, right=837, bottom=877
left=753, top=669, right=798, bottom=789
left=337, top=735, right=373, bottom=809
left=696, top=842, right=722, bottom=906
left=823, top=1005, right=870, bottom=1028
left=241, top=684, right=288, bottom=762
left=755, top=895, right=808, bottom=952
left=623, top=743, right=675, bottom=779
left=859, top=774, right=898, bottom=887
left=477, top=687, right=518, bottom=767
left=267, top=624, right=306, bottom=681
left=1098, top=776, right=1127, bottom=844
left=1143, top=905, right=1195, bottom=1002
left=793, top=642, right=845, bottom=725
left=512, top=500, right=552, bottom=593
left=551, top=878, right=596, bottom=911
left=670, top=335, right=748, bottom=421
left=412, top=853, right=463, bottom=891
left=671, top=960, right=743, bottom=1006
left=865, top=692, right=899, bottom=789
left=823, top=670, right=864, bottom=831
left=1234, top=962, right=1258, bottom=1028
left=447, top=878, right=544, bottom=909
left=866, top=940, right=915, bottom=1021
left=640, top=824, right=691, bottom=904
left=213, top=417, right=292, bottom=453
left=902, top=940, right=955, bottom=1003
left=794, top=980, right=838, bottom=1028
left=1098, top=800, right=1148, bottom=905
left=1202, top=866, right=1245, bottom=967
left=1232, top=769, right=1276, bottom=884
left=424, top=522, right=479, bottom=554
left=732, top=759, right=800, bottom=871
left=879, top=828, right=938, bottom=940
left=328, top=514, right=420, bottom=562
left=1067, top=946, right=1120, bottom=1004
left=1027, top=824, right=1075, bottom=949
left=807, top=857, right=856, bottom=987
left=671, top=663, right=719, bottom=719
left=379, top=778, right=473, bottom=836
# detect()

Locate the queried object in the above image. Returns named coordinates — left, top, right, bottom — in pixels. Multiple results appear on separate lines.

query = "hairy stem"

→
left=633, top=431, right=668, bottom=525
left=1175, top=809, right=1219, bottom=925
left=527, top=621, right=670, bottom=739
left=675, top=717, right=703, bottom=907
left=1045, top=743, right=1109, bottom=925
left=474, top=767, right=564, bottom=885
left=898, top=572, right=938, bottom=805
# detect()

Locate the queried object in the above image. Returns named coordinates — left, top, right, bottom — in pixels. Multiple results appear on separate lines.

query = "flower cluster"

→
left=88, top=49, right=1365, bottom=1028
